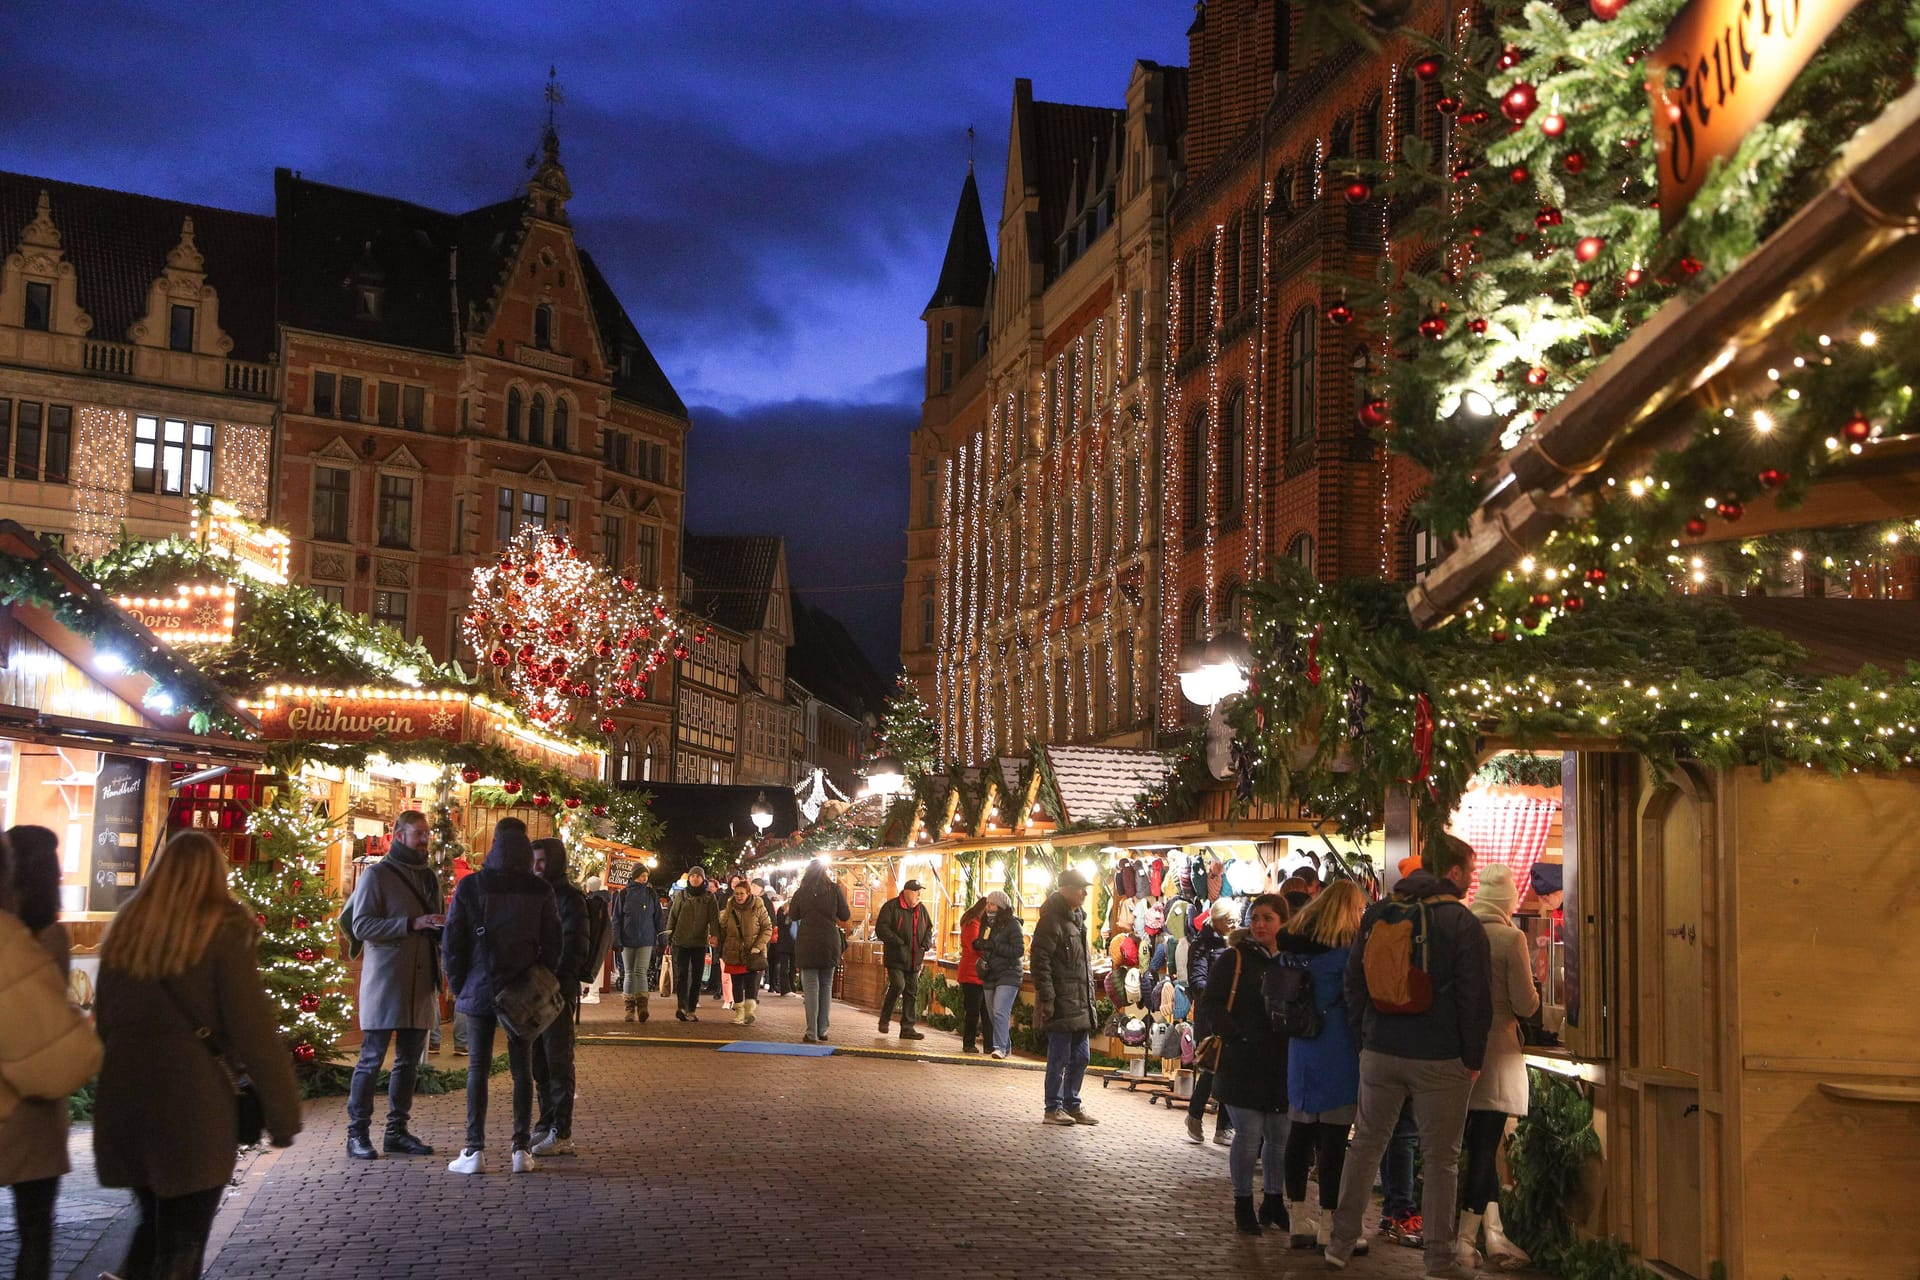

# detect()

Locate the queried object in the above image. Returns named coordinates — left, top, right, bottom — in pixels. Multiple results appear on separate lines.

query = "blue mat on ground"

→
left=716, top=1040, right=835, bottom=1057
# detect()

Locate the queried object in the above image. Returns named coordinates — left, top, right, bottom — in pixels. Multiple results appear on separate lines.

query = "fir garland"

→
left=1475, top=752, right=1566, bottom=789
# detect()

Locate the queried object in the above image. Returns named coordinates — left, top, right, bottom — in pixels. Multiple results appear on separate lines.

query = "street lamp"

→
left=863, top=754, right=906, bottom=798
left=1178, top=632, right=1252, bottom=708
left=749, top=791, right=773, bottom=832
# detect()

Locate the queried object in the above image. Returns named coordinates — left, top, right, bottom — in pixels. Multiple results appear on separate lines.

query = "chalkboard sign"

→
left=606, top=858, right=643, bottom=889
left=89, top=754, right=147, bottom=912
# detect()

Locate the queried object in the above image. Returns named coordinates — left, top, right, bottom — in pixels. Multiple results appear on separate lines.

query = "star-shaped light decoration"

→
left=426, top=706, right=459, bottom=737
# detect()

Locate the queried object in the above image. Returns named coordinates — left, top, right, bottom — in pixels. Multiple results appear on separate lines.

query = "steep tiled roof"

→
left=683, top=533, right=783, bottom=633
left=0, top=171, right=276, bottom=361
left=788, top=596, right=888, bottom=720
left=1031, top=99, right=1124, bottom=273
left=579, top=250, right=687, bottom=418
left=1043, top=744, right=1174, bottom=826
left=924, top=170, right=993, bottom=314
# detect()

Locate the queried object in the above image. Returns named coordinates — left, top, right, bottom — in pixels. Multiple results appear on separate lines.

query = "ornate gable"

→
left=129, top=216, right=234, bottom=354
left=379, top=443, right=424, bottom=471
left=313, top=436, right=359, bottom=463
left=2, top=190, right=92, bottom=336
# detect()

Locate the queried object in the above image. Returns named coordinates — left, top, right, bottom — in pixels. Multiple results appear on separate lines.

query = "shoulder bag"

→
left=477, top=883, right=564, bottom=1040
left=158, top=978, right=265, bottom=1146
left=1191, top=947, right=1243, bottom=1074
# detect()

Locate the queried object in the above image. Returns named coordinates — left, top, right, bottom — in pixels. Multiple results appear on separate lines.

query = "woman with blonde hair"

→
left=94, top=830, right=301, bottom=1279
left=1275, top=880, right=1369, bottom=1252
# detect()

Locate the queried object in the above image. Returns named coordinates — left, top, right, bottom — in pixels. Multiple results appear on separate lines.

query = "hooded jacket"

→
left=1029, top=892, right=1097, bottom=1034
left=442, top=824, right=563, bottom=1017
left=667, top=879, right=722, bottom=948
left=1343, top=869, right=1493, bottom=1070
left=977, top=911, right=1025, bottom=989
left=612, top=880, right=665, bottom=950
left=716, top=893, right=772, bottom=970
left=1275, top=931, right=1360, bottom=1116
left=1186, top=921, right=1231, bottom=1038
left=534, top=838, right=591, bottom=987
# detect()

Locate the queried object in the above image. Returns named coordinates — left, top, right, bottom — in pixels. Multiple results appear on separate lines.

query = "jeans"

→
left=800, top=967, right=834, bottom=1037
left=987, top=982, right=1018, bottom=1054
left=622, top=945, right=654, bottom=997
left=1044, top=1030, right=1090, bottom=1112
left=452, top=1009, right=468, bottom=1052
left=463, top=1013, right=535, bottom=1153
left=1225, top=1105, right=1290, bottom=1197
left=1329, top=1051, right=1475, bottom=1272
left=730, top=969, right=762, bottom=1002
left=10, top=1177, right=56, bottom=1280
left=959, top=982, right=986, bottom=1047
left=120, top=1186, right=221, bottom=1280
left=345, top=1026, right=428, bottom=1138
left=531, top=994, right=577, bottom=1140
left=769, top=951, right=795, bottom=994
left=1380, top=1098, right=1419, bottom=1219
left=1284, top=1119, right=1352, bottom=1208
left=879, top=965, right=919, bottom=1029
left=673, top=946, right=706, bottom=1013
left=1461, top=1109, right=1509, bottom=1213
left=612, top=949, right=625, bottom=988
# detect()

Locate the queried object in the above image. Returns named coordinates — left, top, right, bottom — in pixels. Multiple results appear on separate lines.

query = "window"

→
left=1407, top=518, right=1440, bottom=581
left=130, top=416, right=207, bottom=496
left=1129, top=288, right=1144, bottom=376
left=12, top=402, right=41, bottom=481
left=1223, top=219, right=1242, bottom=317
left=132, top=415, right=157, bottom=492
left=552, top=398, right=569, bottom=451
left=636, top=524, right=658, bottom=586
left=506, top=389, right=522, bottom=441
left=618, top=347, right=634, bottom=380
left=313, top=371, right=335, bottom=417
left=1219, top=391, right=1245, bottom=518
left=604, top=430, right=628, bottom=472
left=377, top=474, right=415, bottom=549
left=169, top=305, right=194, bottom=352
left=339, top=375, right=363, bottom=422
left=942, top=320, right=954, bottom=341
left=1183, top=594, right=1207, bottom=645
left=0, top=399, right=9, bottom=477
left=920, top=576, right=935, bottom=646
left=1287, top=533, right=1317, bottom=574
left=922, top=458, right=937, bottom=525
left=521, top=491, right=547, bottom=529
left=313, top=583, right=347, bottom=608
left=189, top=423, right=213, bottom=494
left=529, top=394, right=546, bottom=447
left=553, top=497, right=571, bottom=532
left=496, top=487, right=515, bottom=545
left=43, top=405, right=71, bottom=485
left=1287, top=308, right=1318, bottom=446
left=377, top=381, right=399, bottom=427
left=402, top=385, right=424, bottom=431
left=1183, top=409, right=1207, bottom=529
left=355, top=287, right=381, bottom=321
left=940, top=351, right=953, bottom=391
left=649, top=442, right=665, bottom=483
left=372, top=590, right=408, bottom=634
left=602, top=515, right=623, bottom=568
left=533, top=305, right=552, bottom=350
left=23, top=281, right=50, bottom=331
left=314, top=468, right=351, bottom=541
left=452, top=497, right=464, bottom=553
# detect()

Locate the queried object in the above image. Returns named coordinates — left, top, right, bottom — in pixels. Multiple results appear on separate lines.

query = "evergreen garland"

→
left=1475, top=751, right=1566, bottom=788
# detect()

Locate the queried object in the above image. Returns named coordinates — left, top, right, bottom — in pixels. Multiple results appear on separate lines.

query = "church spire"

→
left=923, top=161, right=992, bottom=317
left=528, top=66, right=571, bottom=221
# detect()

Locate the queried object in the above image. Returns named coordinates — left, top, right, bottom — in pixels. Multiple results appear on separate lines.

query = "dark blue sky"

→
left=2, top=2, right=1190, bottom=671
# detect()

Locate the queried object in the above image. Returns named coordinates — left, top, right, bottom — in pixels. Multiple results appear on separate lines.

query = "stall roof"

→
left=1042, top=745, right=1175, bottom=826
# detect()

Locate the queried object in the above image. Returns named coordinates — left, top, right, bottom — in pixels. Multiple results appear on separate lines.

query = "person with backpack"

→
left=1275, top=880, right=1368, bottom=1252
left=667, top=866, right=722, bottom=1021
left=1458, top=863, right=1540, bottom=1271
left=1201, top=893, right=1294, bottom=1235
left=716, top=877, right=772, bottom=1026
left=789, top=861, right=850, bottom=1043
left=613, top=872, right=666, bottom=1023
left=1324, top=833, right=1492, bottom=1278
left=529, top=838, right=589, bottom=1158
left=340, top=808, right=443, bottom=1162
left=1184, top=898, right=1236, bottom=1146
left=442, top=820, right=562, bottom=1175
left=976, top=891, right=1023, bottom=1059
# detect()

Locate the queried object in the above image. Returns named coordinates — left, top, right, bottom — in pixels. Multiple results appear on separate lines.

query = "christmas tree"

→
left=875, top=673, right=940, bottom=780
left=233, top=781, right=354, bottom=1077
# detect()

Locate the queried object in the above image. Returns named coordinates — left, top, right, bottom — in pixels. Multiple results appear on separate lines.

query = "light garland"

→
left=111, top=581, right=237, bottom=645
left=1159, top=253, right=1186, bottom=731
left=193, top=496, right=291, bottom=586
left=72, top=407, right=132, bottom=561
left=1205, top=222, right=1224, bottom=639
left=217, top=421, right=273, bottom=520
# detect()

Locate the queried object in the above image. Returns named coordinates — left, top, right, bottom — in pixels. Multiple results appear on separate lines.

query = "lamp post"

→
left=749, top=791, right=773, bottom=833
left=862, top=754, right=906, bottom=799
left=1179, top=632, right=1252, bottom=780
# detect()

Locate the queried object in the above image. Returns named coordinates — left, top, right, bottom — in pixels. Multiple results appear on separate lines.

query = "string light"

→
left=72, top=406, right=133, bottom=560
left=217, top=421, right=273, bottom=520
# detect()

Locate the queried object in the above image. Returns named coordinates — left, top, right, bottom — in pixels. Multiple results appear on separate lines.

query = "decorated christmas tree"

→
left=875, top=673, right=940, bottom=780
left=232, top=781, right=354, bottom=1077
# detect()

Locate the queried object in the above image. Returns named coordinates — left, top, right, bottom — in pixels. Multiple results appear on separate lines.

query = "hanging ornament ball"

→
left=504, top=779, right=523, bottom=795
left=674, top=644, right=692, bottom=660
left=1563, top=595, right=1587, bottom=612
left=295, top=947, right=318, bottom=964
left=1500, top=82, right=1539, bottom=124
left=1541, top=112, right=1568, bottom=138
left=461, top=766, right=483, bottom=784
left=565, top=796, right=582, bottom=810
left=591, top=804, right=609, bottom=818
left=1624, top=267, right=1646, bottom=287
left=1575, top=236, right=1606, bottom=264
left=1843, top=414, right=1874, bottom=444
left=1328, top=301, right=1355, bottom=326
left=1565, top=152, right=1587, bottom=175
left=1684, top=517, right=1709, bottom=537
left=1526, top=366, right=1550, bottom=387
left=522, top=569, right=540, bottom=587
left=1412, top=53, right=1444, bottom=80
left=532, top=790, right=551, bottom=808
left=256, top=913, right=268, bottom=927
left=1498, top=45, right=1524, bottom=70
left=500, top=623, right=516, bottom=639
left=1591, top=0, right=1629, bottom=18
left=618, top=575, right=636, bottom=592
left=293, top=916, right=309, bottom=930
left=1585, top=567, right=1609, bottom=585
left=293, top=880, right=302, bottom=892
left=1510, top=166, right=1530, bottom=185
left=1520, top=611, right=1543, bottom=630
left=1530, top=592, right=1554, bottom=608
left=595, top=639, right=613, bottom=658
left=295, top=1042, right=317, bottom=1063
left=1491, top=630, right=1510, bottom=643
left=693, top=632, right=708, bottom=645
left=1437, top=95, right=1462, bottom=115
left=1678, top=256, right=1705, bottom=276
left=1535, top=206, right=1564, bottom=228
left=1718, top=498, right=1745, bottom=522
left=1360, top=398, right=1392, bottom=429
left=599, top=716, right=617, bottom=733
left=1572, top=280, right=1594, bottom=299
left=1758, top=467, right=1786, bottom=490
left=299, top=993, right=321, bottom=1013
left=490, top=647, right=511, bottom=668
left=1418, top=315, right=1448, bottom=340
left=1343, top=178, right=1372, bottom=205
left=1451, top=165, right=1474, bottom=183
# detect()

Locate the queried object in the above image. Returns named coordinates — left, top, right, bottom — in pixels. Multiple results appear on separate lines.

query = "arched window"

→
left=1219, top=579, right=1244, bottom=629
left=1287, top=309, right=1318, bottom=447
left=529, top=393, right=547, bottom=447
left=505, top=388, right=523, bottom=441
left=553, top=398, right=570, bottom=452
left=1241, top=209, right=1260, bottom=311
left=617, top=734, right=635, bottom=783
left=533, top=304, right=552, bottom=350
left=1183, top=593, right=1207, bottom=644
left=1287, top=532, right=1317, bottom=575
left=921, top=586, right=936, bottom=647
left=1330, top=117, right=1355, bottom=165
left=1219, top=390, right=1246, bottom=519
left=1365, top=97, right=1386, bottom=160
left=1179, top=258, right=1198, bottom=351
left=642, top=735, right=659, bottom=781
left=1223, top=218, right=1243, bottom=318
left=1270, top=170, right=1293, bottom=220
left=1183, top=408, right=1208, bottom=529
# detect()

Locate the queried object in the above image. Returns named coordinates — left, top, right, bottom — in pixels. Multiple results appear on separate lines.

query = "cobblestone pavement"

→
left=11, top=988, right=1520, bottom=1280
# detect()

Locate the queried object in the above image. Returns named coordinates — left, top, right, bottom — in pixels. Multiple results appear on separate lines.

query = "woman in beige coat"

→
left=1461, top=863, right=1541, bottom=1270
left=94, top=831, right=301, bottom=1280
left=1, top=826, right=101, bottom=1280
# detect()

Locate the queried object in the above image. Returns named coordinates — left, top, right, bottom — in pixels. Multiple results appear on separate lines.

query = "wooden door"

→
left=1657, top=795, right=1703, bottom=1074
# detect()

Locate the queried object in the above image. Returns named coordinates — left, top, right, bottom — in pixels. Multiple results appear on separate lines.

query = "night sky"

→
left=3, top=2, right=1190, bottom=671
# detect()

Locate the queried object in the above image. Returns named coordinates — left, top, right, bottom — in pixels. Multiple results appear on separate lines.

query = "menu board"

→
left=89, top=754, right=147, bottom=912
left=606, top=858, right=640, bottom=889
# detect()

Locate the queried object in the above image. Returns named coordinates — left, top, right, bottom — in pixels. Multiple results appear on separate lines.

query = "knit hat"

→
left=986, top=890, right=1012, bottom=909
left=1165, top=900, right=1190, bottom=939
left=584, top=876, right=603, bottom=893
left=1143, top=906, right=1166, bottom=934
left=1397, top=855, right=1423, bottom=880
left=1475, top=864, right=1520, bottom=916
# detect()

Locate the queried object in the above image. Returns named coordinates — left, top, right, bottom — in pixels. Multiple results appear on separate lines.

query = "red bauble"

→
left=1574, top=236, right=1605, bottom=264
left=595, top=639, right=613, bottom=658
left=1490, top=630, right=1510, bottom=643
left=1520, top=611, right=1542, bottom=630
left=1497, top=45, right=1523, bottom=70
left=693, top=632, right=707, bottom=645
left=504, top=779, right=523, bottom=795
left=1585, top=567, right=1609, bottom=584
left=1500, top=82, right=1538, bottom=124
left=293, top=916, right=309, bottom=930
left=1463, top=109, right=1491, bottom=126
left=565, top=796, right=582, bottom=810
left=500, top=623, right=516, bottom=638
left=1591, top=0, right=1628, bottom=17
left=1718, top=499, right=1745, bottom=522
left=461, top=766, right=482, bottom=783
left=1510, top=166, right=1529, bottom=184
left=591, top=804, right=609, bottom=818
left=299, top=993, right=321, bottom=1013
left=652, top=605, right=668, bottom=621
left=1624, top=267, right=1645, bottom=287
left=1678, top=256, right=1704, bottom=275
left=1467, top=317, right=1489, bottom=335
left=1327, top=301, right=1355, bottom=326
left=532, top=791, right=551, bottom=808
left=1572, top=280, right=1593, bottom=299
left=295, top=1042, right=317, bottom=1063
left=1526, top=366, right=1550, bottom=387
left=295, top=947, right=318, bottom=964
left=1530, top=592, right=1554, bottom=608
left=1842, top=414, right=1873, bottom=443
left=1451, top=165, right=1474, bottom=183
left=1564, top=152, right=1587, bottom=174
left=1684, top=517, right=1709, bottom=537
left=599, top=716, right=617, bottom=733
left=522, top=569, right=540, bottom=587
left=1563, top=595, right=1586, bottom=612
left=1418, top=315, right=1448, bottom=340
left=1360, top=398, right=1391, bottom=429
left=1535, top=206, right=1563, bottom=228
left=1758, top=467, right=1786, bottom=490
left=490, top=647, right=511, bottom=667
left=1412, top=53, right=1444, bottom=80
left=673, top=644, right=691, bottom=660
left=1343, top=178, right=1372, bottom=205
left=1541, top=112, right=1567, bottom=138
left=256, top=913, right=267, bottom=926
left=1437, top=95, right=1462, bottom=115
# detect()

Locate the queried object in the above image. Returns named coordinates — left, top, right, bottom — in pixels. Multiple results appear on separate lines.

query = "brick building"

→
left=909, top=63, right=1187, bottom=765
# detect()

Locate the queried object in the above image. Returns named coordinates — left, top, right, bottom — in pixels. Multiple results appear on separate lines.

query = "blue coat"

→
left=613, top=882, right=665, bottom=949
left=1277, top=933, right=1359, bottom=1115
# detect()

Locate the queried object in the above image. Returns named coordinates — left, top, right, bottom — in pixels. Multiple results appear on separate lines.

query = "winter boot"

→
left=1259, top=1195, right=1289, bottom=1229
left=1233, top=1196, right=1262, bottom=1235
left=1483, top=1203, right=1530, bottom=1271
left=732, top=1001, right=750, bottom=1025
left=1288, top=1201, right=1317, bottom=1249
left=743, top=999, right=758, bottom=1025
left=1455, top=1209, right=1485, bottom=1270
left=624, top=997, right=637, bottom=1023
left=637, top=995, right=650, bottom=1023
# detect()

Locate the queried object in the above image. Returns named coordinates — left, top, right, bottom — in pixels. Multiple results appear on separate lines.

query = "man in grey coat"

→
left=344, top=810, right=444, bottom=1160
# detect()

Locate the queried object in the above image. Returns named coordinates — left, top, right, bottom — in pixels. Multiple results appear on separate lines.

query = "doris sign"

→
left=112, top=583, right=237, bottom=645
left=1648, top=0, right=1864, bottom=227
left=252, top=693, right=466, bottom=743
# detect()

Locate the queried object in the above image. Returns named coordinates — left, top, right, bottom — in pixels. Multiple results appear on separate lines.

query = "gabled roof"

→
left=0, top=171, right=276, bottom=361
left=683, top=533, right=783, bottom=633
left=1031, top=98, right=1124, bottom=272
left=1041, top=744, right=1174, bottom=826
left=924, top=170, right=993, bottom=315
left=578, top=249, right=687, bottom=418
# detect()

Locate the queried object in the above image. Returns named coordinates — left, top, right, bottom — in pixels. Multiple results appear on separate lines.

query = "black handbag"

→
left=159, top=979, right=266, bottom=1145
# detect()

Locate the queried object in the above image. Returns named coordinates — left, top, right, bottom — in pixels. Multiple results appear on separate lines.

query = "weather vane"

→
left=967, top=125, right=975, bottom=172
left=545, top=64, right=565, bottom=130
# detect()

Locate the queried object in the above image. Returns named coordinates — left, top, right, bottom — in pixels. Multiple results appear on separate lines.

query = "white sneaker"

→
left=511, top=1148, right=537, bottom=1173
left=446, top=1148, right=484, bottom=1175
left=530, top=1132, right=574, bottom=1156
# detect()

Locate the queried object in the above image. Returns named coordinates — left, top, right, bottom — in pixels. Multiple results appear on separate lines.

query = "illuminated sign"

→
left=112, top=582, right=237, bottom=645
left=1648, top=0, right=1865, bottom=227
left=192, top=497, right=291, bottom=586
left=249, top=689, right=468, bottom=743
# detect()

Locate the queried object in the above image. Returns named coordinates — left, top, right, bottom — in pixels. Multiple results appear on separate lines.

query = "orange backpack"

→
left=1362, top=894, right=1458, bottom=1014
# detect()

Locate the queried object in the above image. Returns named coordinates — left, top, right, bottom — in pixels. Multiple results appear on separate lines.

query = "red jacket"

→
left=958, top=917, right=984, bottom=986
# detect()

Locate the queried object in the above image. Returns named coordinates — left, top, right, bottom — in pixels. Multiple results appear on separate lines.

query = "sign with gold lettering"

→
left=1648, top=0, right=1864, bottom=228
left=252, top=694, right=469, bottom=743
left=112, top=583, right=237, bottom=645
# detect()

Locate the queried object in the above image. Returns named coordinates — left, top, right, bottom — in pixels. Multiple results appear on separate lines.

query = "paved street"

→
left=8, top=991, right=1468, bottom=1280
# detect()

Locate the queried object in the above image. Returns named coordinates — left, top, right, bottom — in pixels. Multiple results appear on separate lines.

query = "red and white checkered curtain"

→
left=1450, top=793, right=1560, bottom=903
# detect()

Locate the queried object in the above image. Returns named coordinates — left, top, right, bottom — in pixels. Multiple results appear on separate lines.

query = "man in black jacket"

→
left=1324, top=833, right=1492, bottom=1278
left=529, top=838, right=590, bottom=1157
left=875, top=879, right=933, bottom=1040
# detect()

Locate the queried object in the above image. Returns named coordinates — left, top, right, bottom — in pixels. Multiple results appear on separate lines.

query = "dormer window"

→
left=169, top=305, right=195, bottom=352
left=533, top=305, right=552, bottom=350
left=23, top=282, right=50, bottom=331
left=618, top=346, right=633, bottom=380
left=355, top=287, right=382, bottom=321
